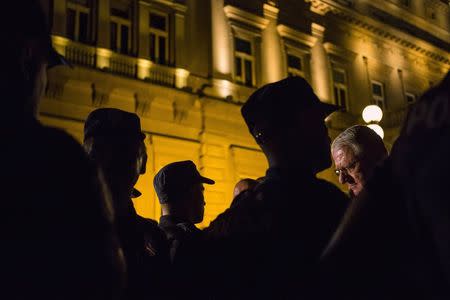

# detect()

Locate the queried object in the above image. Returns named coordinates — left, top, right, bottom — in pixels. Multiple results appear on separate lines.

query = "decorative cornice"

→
left=329, top=9, right=450, bottom=66
left=277, top=25, right=317, bottom=48
left=224, top=5, right=269, bottom=31
left=263, top=3, right=279, bottom=20
left=311, top=22, right=326, bottom=40
left=323, top=42, right=357, bottom=62
left=307, top=0, right=450, bottom=66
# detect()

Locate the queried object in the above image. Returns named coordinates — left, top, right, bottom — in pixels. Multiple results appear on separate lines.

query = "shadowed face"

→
left=188, top=183, right=205, bottom=224
left=332, top=145, right=365, bottom=198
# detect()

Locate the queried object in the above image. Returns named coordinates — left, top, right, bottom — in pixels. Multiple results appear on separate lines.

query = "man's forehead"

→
left=333, top=145, right=355, bottom=160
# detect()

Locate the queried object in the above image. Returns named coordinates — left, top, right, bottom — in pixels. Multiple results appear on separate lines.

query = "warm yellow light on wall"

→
left=216, top=79, right=232, bottom=98
left=137, top=58, right=152, bottom=80
left=96, top=48, right=112, bottom=69
left=175, top=68, right=190, bottom=89
left=212, top=0, right=232, bottom=76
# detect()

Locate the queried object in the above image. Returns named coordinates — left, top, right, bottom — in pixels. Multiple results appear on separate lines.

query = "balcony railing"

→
left=53, top=36, right=180, bottom=89
left=65, top=42, right=96, bottom=68
left=110, top=54, right=137, bottom=78
left=147, top=67, right=176, bottom=87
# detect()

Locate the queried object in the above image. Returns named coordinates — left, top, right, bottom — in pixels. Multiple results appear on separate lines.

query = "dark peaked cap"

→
left=154, top=160, right=214, bottom=204
left=84, top=108, right=146, bottom=141
left=241, top=76, right=339, bottom=135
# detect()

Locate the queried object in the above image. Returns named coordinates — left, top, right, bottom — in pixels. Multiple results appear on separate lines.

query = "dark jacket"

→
left=1, top=120, right=124, bottom=299
left=115, top=199, right=170, bottom=300
left=204, top=167, right=349, bottom=299
left=159, top=215, right=205, bottom=299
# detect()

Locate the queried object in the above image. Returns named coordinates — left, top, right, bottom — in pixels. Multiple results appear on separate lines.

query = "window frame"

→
left=67, top=1, right=91, bottom=43
left=286, top=52, right=304, bottom=78
left=110, top=14, right=132, bottom=54
left=148, top=11, right=169, bottom=65
left=332, top=68, right=349, bottom=111
left=371, top=80, right=386, bottom=109
left=233, top=36, right=256, bottom=87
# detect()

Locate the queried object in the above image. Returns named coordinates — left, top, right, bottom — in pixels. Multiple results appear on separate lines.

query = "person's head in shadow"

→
left=332, top=125, right=387, bottom=198
left=1, top=0, right=69, bottom=127
left=233, top=178, right=259, bottom=199
left=154, top=161, right=215, bottom=225
left=241, top=76, right=339, bottom=174
left=84, top=108, right=147, bottom=215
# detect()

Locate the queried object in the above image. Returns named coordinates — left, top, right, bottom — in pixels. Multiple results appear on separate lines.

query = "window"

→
left=149, top=12, right=169, bottom=65
left=110, top=6, right=132, bottom=54
left=67, top=0, right=91, bottom=43
left=371, top=81, right=386, bottom=109
left=333, top=69, right=348, bottom=111
left=234, top=37, right=255, bottom=87
left=405, top=92, right=416, bottom=105
left=287, top=54, right=303, bottom=77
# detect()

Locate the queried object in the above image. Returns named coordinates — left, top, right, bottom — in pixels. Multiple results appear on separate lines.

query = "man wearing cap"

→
left=204, top=76, right=349, bottom=298
left=153, top=160, right=214, bottom=298
left=0, top=1, right=124, bottom=298
left=154, top=160, right=214, bottom=258
left=84, top=108, right=170, bottom=300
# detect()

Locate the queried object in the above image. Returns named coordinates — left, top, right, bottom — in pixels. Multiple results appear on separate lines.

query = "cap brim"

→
left=131, top=188, right=142, bottom=198
left=199, top=176, right=215, bottom=185
left=48, top=46, right=72, bottom=69
left=317, top=101, right=341, bottom=115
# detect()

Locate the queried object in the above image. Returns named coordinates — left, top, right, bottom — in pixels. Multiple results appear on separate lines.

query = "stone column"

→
left=310, top=23, right=332, bottom=103
left=52, top=0, right=67, bottom=36
left=261, top=3, right=283, bottom=84
left=97, top=0, right=110, bottom=49
left=138, top=2, right=150, bottom=59
left=211, top=0, right=232, bottom=80
left=174, top=6, right=187, bottom=68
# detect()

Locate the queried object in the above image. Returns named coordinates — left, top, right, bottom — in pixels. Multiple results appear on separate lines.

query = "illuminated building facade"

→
left=40, top=0, right=449, bottom=225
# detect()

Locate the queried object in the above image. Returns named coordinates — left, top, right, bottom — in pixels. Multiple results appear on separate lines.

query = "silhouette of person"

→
left=83, top=108, right=169, bottom=300
left=0, top=1, right=125, bottom=298
left=233, top=178, right=259, bottom=199
left=204, top=76, right=349, bottom=299
left=332, top=125, right=388, bottom=198
left=321, top=72, right=450, bottom=300
left=154, top=160, right=214, bottom=298
left=154, top=160, right=214, bottom=260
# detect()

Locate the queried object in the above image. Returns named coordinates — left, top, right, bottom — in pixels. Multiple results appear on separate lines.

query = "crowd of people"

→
left=2, top=1, right=449, bottom=299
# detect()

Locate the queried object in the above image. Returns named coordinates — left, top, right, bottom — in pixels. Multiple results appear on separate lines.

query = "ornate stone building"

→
left=40, top=0, right=449, bottom=226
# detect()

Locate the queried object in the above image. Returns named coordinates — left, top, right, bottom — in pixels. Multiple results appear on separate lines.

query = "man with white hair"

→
left=331, top=125, right=387, bottom=198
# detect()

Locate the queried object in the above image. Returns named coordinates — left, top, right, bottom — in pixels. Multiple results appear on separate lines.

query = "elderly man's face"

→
left=332, top=145, right=365, bottom=198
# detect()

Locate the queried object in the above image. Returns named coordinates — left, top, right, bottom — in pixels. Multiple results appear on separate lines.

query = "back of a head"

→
left=332, top=125, right=387, bottom=166
left=1, top=0, right=51, bottom=118
left=83, top=108, right=146, bottom=192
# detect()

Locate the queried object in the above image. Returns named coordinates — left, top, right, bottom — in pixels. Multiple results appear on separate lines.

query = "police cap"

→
left=84, top=108, right=146, bottom=142
left=153, top=160, right=215, bottom=204
left=241, top=76, right=339, bottom=136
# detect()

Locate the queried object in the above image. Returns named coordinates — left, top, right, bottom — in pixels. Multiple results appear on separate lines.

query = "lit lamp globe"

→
left=362, top=105, right=383, bottom=123
left=367, top=124, right=384, bottom=139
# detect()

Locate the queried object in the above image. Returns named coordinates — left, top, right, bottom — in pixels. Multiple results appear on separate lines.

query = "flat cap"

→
left=241, top=76, right=339, bottom=135
left=84, top=108, right=145, bottom=141
left=153, top=160, right=214, bottom=204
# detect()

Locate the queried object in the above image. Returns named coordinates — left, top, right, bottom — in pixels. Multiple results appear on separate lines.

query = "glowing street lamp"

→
left=362, top=105, right=384, bottom=139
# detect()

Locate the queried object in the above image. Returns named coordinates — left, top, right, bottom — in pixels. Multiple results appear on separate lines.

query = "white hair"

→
left=331, top=125, right=387, bottom=164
